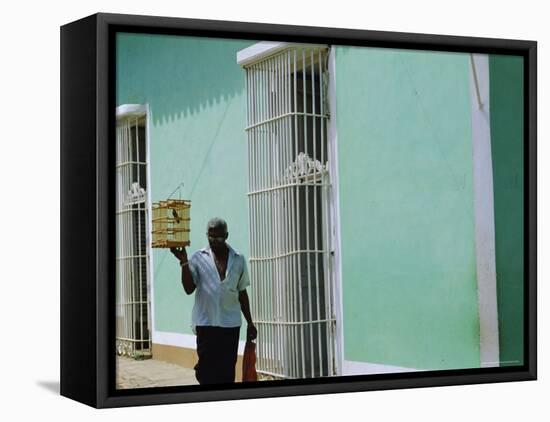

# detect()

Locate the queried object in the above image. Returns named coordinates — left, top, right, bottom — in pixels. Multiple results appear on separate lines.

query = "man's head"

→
left=206, top=217, right=228, bottom=253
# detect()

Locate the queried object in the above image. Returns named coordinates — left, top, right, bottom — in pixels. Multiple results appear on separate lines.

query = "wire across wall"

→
left=245, top=47, right=336, bottom=379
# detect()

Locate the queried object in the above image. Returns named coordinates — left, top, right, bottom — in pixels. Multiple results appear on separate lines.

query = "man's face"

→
left=207, top=227, right=228, bottom=252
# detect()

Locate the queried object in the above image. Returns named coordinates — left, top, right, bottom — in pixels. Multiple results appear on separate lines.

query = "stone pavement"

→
left=116, top=356, right=198, bottom=389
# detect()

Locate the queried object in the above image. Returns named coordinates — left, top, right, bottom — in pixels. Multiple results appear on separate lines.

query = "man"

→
left=170, top=217, right=257, bottom=385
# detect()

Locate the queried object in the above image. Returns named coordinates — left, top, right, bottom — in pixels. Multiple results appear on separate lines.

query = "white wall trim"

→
left=327, top=47, right=345, bottom=376
left=153, top=331, right=246, bottom=355
left=236, top=41, right=329, bottom=67
left=343, top=360, right=422, bottom=376
left=116, top=103, right=147, bottom=119
left=469, top=54, right=500, bottom=368
left=145, top=104, right=155, bottom=337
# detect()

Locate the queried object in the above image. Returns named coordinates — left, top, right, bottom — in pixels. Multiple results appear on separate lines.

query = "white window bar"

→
left=115, top=107, right=152, bottom=359
left=244, top=46, right=336, bottom=379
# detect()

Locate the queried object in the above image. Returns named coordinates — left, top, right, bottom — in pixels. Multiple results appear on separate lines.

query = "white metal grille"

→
left=116, top=110, right=152, bottom=358
left=244, top=47, right=336, bottom=378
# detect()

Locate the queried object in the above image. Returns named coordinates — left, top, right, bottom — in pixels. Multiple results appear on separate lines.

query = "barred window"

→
left=240, top=44, right=337, bottom=378
left=115, top=105, right=152, bottom=358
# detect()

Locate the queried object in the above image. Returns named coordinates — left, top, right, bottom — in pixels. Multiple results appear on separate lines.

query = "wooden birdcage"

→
left=151, top=199, right=191, bottom=248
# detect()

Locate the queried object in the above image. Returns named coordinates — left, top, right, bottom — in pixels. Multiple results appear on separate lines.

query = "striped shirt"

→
left=188, top=244, right=250, bottom=330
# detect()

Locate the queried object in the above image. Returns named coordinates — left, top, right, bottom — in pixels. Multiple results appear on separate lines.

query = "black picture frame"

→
left=60, top=12, right=537, bottom=408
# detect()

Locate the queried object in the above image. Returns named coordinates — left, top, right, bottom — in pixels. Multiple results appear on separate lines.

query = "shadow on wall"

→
left=116, top=33, right=255, bottom=125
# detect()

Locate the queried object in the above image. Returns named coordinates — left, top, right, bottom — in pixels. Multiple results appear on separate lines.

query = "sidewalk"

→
left=116, top=356, right=198, bottom=389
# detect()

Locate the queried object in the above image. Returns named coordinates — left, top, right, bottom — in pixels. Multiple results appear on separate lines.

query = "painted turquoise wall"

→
left=116, top=36, right=522, bottom=370
left=489, top=55, right=524, bottom=367
left=116, top=33, right=254, bottom=337
left=334, top=47, right=480, bottom=370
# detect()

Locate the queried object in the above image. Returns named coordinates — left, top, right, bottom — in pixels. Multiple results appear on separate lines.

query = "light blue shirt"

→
left=188, top=244, right=250, bottom=330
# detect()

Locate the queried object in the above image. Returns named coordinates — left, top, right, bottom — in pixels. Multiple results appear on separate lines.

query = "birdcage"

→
left=151, top=199, right=191, bottom=248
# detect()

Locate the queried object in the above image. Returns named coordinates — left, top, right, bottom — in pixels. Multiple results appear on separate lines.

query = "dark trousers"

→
left=195, top=326, right=240, bottom=385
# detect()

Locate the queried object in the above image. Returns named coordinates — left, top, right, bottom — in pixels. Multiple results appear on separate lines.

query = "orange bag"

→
left=242, top=341, right=258, bottom=382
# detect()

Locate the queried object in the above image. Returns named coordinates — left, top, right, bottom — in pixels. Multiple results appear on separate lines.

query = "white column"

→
left=469, top=53, right=500, bottom=368
left=327, top=47, right=344, bottom=376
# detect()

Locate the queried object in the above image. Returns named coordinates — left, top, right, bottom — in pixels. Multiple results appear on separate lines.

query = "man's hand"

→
left=170, top=246, right=188, bottom=263
left=247, top=323, right=257, bottom=342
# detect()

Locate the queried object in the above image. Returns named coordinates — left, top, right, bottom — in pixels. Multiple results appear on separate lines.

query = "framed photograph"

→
left=60, top=12, right=537, bottom=408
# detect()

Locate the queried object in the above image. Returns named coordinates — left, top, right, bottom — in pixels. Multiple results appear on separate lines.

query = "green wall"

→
left=335, top=47, right=480, bottom=370
left=116, top=36, right=523, bottom=369
left=489, top=55, right=524, bottom=366
left=117, top=33, right=253, bottom=337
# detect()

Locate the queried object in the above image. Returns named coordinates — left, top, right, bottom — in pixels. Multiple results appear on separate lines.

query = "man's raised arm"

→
left=170, top=247, right=196, bottom=295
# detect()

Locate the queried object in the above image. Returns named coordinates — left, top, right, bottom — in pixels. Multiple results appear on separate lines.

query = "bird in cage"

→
left=172, top=208, right=181, bottom=224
